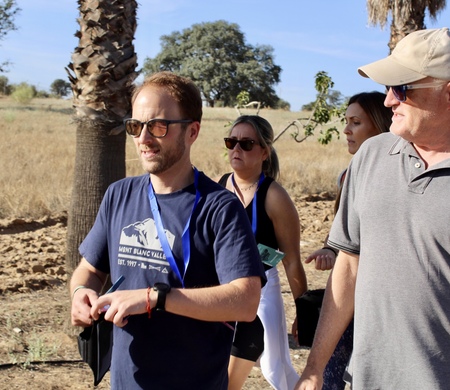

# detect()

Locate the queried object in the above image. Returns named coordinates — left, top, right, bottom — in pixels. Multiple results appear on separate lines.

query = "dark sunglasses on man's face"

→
left=123, top=118, right=193, bottom=138
left=224, top=137, right=259, bottom=152
left=385, top=79, right=448, bottom=102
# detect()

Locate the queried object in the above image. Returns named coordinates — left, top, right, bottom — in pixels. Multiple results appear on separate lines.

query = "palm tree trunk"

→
left=65, top=0, right=138, bottom=272
left=389, top=2, right=427, bottom=53
left=66, top=121, right=127, bottom=273
left=366, top=0, right=446, bottom=53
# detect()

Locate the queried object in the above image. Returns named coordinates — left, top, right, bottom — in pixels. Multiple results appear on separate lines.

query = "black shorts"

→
left=230, top=315, right=264, bottom=362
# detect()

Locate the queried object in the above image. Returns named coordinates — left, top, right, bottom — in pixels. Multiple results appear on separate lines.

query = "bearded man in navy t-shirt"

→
left=70, top=71, right=265, bottom=389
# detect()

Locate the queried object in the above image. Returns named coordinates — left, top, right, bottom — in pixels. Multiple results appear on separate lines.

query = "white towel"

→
left=258, top=267, right=300, bottom=390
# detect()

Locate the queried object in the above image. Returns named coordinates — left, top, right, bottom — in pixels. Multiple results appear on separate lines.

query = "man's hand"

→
left=71, top=288, right=99, bottom=327
left=90, top=289, right=149, bottom=327
left=294, top=366, right=323, bottom=390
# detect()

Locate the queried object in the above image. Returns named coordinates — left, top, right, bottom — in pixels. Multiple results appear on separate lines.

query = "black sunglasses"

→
left=386, top=79, right=448, bottom=102
left=224, top=137, right=259, bottom=152
left=123, top=118, right=193, bottom=138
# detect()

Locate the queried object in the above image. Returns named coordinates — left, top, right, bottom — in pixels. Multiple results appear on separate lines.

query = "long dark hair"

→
left=334, top=92, right=392, bottom=214
left=348, top=92, right=391, bottom=133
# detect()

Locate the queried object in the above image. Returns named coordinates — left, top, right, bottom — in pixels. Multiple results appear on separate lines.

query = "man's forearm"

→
left=70, top=258, right=107, bottom=298
left=162, top=276, right=262, bottom=322
left=304, top=251, right=358, bottom=373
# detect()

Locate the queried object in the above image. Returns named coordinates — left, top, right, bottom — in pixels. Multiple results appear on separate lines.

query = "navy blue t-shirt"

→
left=80, top=171, right=265, bottom=389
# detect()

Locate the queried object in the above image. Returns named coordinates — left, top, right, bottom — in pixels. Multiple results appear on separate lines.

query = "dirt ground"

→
left=0, top=193, right=334, bottom=390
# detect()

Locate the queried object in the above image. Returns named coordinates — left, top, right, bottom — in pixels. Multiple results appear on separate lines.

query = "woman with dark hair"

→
left=217, top=115, right=308, bottom=390
left=307, top=91, right=392, bottom=266
left=305, top=91, right=392, bottom=389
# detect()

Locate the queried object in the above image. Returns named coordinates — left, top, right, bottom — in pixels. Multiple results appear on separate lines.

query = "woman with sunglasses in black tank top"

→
left=216, top=115, right=308, bottom=390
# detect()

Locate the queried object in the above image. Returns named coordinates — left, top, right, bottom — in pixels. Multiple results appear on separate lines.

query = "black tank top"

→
left=219, top=173, right=277, bottom=270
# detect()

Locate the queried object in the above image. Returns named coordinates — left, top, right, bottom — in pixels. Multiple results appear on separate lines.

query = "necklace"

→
left=238, top=180, right=259, bottom=192
left=231, top=173, right=265, bottom=234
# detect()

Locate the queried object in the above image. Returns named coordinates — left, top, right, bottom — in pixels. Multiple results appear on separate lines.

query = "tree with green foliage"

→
left=301, top=89, right=345, bottom=112
left=143, top=20, right=282, bottom=108
left=50, top=78, right=71, bottom=97
left=0, top=0, right=20, bottom=72
left=275, top=71, right=346, bottom=145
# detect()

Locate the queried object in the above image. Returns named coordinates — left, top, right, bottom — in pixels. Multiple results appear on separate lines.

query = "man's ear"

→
left=187, top=121, right=200, bottom=144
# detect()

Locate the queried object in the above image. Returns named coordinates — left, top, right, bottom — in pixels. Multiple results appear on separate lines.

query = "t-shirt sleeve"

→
left=212, top=195, right=266, bottom=285
left=328, top=159, right=361, bottom=255
left=79, top=188, right=112, bottom=274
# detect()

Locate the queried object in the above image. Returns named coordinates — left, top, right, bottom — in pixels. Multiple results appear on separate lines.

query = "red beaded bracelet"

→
left=146, top=287, right=152, bottom=318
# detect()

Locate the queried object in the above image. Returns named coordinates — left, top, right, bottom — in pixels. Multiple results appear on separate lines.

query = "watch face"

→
left=154, top=282, right=171, bottom=292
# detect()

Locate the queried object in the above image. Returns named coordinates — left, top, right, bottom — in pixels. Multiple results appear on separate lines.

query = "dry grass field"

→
left=0, top=96, right=350, bottom=219
left=0, top=96, right=351, bottom=389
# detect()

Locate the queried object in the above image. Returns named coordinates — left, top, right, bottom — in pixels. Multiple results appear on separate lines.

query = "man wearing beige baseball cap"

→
left=296, top=28, right=450, bottom=390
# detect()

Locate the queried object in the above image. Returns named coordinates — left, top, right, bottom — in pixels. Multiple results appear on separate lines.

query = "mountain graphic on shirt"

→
left=118, top=218, right=175, bottom=269
left=121, top=218, right=175, bottom=248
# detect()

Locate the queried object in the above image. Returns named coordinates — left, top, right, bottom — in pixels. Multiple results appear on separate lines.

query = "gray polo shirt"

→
left=328, top=132, right=450, bottom=389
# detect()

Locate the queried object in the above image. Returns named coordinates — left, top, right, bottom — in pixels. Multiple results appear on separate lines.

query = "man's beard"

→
left=141, top=131, right=186, bottom=175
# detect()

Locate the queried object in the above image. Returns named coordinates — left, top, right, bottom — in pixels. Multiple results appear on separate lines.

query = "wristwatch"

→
left=153, top=283, right=171, bottom=311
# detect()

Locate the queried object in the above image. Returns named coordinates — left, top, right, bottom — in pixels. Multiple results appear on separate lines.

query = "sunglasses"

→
left=123, top=118, right=193, bottom=138
left=224, top=137, right=259, bottom=152
left=385, top=79, right=448, bottom=102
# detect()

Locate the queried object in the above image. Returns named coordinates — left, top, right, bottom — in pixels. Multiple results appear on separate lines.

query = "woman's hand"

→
left=305, top=248, right=336, bottom=270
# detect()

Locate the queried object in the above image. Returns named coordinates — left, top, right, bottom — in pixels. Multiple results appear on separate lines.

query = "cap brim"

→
left=358, top=56, right=426, bottom=86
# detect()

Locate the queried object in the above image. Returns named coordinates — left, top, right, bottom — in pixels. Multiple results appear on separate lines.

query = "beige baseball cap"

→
left=358, top=27, right=450, bottom=85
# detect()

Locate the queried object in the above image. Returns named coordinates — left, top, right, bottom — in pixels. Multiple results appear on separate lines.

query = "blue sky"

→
left=2, top=0, right=449, bottom=110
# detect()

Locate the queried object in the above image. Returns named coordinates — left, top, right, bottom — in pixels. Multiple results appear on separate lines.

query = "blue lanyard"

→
left=148, top=167, right=200, bottom=288
left=231, top=172, right=265, bottom=235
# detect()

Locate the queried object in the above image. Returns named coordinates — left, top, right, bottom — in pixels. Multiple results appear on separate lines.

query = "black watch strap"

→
left=153, top=283, right=171, bottom=311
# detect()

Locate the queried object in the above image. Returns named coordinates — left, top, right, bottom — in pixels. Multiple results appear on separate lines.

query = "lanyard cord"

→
left=148, top=167, right=200, bottom=288
left=231, top=172, right=265, bottom=235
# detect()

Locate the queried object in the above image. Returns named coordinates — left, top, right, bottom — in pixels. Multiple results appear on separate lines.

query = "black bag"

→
left=77, top=313, right=113, bottom=386
left=295, top=289, right=325, bottom=347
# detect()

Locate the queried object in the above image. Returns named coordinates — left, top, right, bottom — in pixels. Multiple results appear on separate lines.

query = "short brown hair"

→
left=132, top=71, right=203, bottom=123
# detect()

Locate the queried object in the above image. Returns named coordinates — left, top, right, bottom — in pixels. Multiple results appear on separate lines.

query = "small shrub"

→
left=2, top=110, right=15, bottom=123
left=11, top=83, right=36, bottom=104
